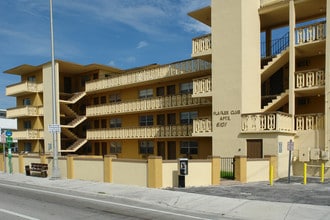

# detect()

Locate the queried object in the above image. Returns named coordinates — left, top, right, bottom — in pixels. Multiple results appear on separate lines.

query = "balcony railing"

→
left=192, top=34, right=212, bottom=57
left=193, top=76, right=212, bottom=97
left=13, top=129, right=44, bottom=140
left=193, top=118, right=212, bottom=134
left=6, top=81, right=42, bottom=96
left=295, top=69, right=325, bottom=89
left=296, top=21, right=326, bottom=45
left=87, top=125, right=193, bottom=139
left=6, top=106, right=43, bottom=118
left=86, top=59, right=211, bottom=92
left=241, top=112, right=293, bottom=132
left=86, top=94, right=211, bottom=116
left=295, top=114, right=324, bottom=130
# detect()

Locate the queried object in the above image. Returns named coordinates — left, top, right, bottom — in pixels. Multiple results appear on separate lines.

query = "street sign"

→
left=287, top=139, right=294, bottom=151
left=48, top=124, right=61, bottom=133
left=5, top=130, right=12, bottom=137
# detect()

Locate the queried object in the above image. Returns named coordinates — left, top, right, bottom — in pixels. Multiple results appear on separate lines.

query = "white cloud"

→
left=108, top=60, right=116, bottom=66
left=136, top=41, right=148, bottom=49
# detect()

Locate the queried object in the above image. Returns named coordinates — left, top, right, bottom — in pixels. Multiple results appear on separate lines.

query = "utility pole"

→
left=49, top=0, right=61, bottom=179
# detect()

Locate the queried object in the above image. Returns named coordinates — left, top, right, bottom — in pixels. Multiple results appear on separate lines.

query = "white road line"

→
left=0, top=208, right=40, bottom=220
left=0, top=183, right=210, bottom=220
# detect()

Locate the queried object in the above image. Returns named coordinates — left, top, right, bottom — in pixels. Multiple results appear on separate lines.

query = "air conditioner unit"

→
left=321, top=151, right=329, bottom=160
left=310, top=149, right=320, bottom=160
left=299, top=149, right=310, bottom=162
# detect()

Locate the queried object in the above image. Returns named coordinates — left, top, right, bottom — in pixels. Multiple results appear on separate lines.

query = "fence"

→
left=221, top=157, right=235, bottom=179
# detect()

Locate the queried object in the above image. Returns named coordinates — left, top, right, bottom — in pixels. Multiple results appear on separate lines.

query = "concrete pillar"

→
left=147, top=156, right=162, bottom=188
left=234, top=156, right=247, bottom=183
left=18, top=154, right=24, bottom=174
left=208, top=156, right=221, bottom=185
left=67, top=155, right=74, bottom=179
left=104, top=155, right=117, bottom=183
left=265, top=155, right=278, bottom=179
left=0, top=154, right=4, bottom=172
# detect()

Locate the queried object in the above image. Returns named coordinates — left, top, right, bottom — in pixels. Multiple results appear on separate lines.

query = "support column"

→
left=67, top=155, right=74, bottom=179
left=266, top=29, right=272, bottom=57
left=18, top=154, right=24, bottom=174
left=0, top=154, right=4, bottom=172
left=325, top=0, right=330, bottom=153
left=147, top=156, right=162, bottom=188
left=104, top=155, right=117, bottom=183
left=234, top=156, right=247, bottom=183
left=208, top=156, right=221, bottom=185
left=265, top=155, right=278, bottom=179
left=289, top=0, right=296, bottom=119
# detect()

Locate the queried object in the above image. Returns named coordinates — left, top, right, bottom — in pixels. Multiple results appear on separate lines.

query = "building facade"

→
left=4, top=0, right=330, bottom=177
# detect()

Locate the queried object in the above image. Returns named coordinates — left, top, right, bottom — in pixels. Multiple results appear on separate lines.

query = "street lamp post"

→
left=49, top=0, right=61, bottom=179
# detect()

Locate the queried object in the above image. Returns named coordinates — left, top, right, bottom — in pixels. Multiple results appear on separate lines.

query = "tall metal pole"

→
left=50, top=0, right=60, bottom=179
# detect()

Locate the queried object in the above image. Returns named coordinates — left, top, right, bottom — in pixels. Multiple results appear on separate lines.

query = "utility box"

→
left=299, top=149, right=310, bottom=162
left=310, top=148, right=320, bottom=160
left=321, top=151, right=329, bottom=160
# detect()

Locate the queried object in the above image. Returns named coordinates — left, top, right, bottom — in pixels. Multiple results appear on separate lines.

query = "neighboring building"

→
left=0, top=109, right=17, bottom=151
left=4, top=0, right=330, bottom=177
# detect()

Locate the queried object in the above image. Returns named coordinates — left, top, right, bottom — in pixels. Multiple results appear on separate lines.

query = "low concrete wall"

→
left=0, top=154, right=218, bottom=188
left=112, top=159, right=148, bottom=187
left=247, top=159, right=269, bottom=182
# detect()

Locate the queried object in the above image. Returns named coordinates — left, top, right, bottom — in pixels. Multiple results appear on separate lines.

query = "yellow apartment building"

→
left=4, top=0, right=330, bottom=177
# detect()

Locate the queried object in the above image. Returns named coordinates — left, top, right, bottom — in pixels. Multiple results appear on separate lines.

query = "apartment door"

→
left=157, top=142, right=165, bottom=159
left=167, top=141, right=176, bottom=159
left=247, top=139, right=263, bottom=158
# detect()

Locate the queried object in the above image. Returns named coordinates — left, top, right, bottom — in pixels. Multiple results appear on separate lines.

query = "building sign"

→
left=213, top=109, right=240, bottom=128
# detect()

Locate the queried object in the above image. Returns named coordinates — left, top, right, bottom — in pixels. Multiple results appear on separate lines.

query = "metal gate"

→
left=221, top=157, right=235, bottom=180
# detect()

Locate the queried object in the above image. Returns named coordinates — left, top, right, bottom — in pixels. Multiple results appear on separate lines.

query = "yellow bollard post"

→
left=303, top=163, right=307, bottom=185
left=269, top=165, right=274, bottom=186
left=321, top=163, right=325, bottom=183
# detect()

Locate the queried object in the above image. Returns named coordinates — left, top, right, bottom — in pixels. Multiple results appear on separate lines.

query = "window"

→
left=24, top=142, right=32, bottom=152
left=23, top=98, right=31, bottom=106
left=180, top=141, right=198, bottom=154
left=101, top=119, right=107, bottom=128
left=93, top=73, right=98, bottom=80
left=110, top=142, right=122, bottom=154
left=110, top=118, right=122, bottom=128
left=139, top=141, right=154, bottom=154
left=81, top=75, right=90, bottom=86
left=100, top=96, right=106, bottom=104
left=167, top=85, right=176, bottom=95
left=139, top=115, right=153, bottom=126
left=139, top=88, right=153, bottom=99
left=110, top=93, right=121, bottom=103
left=180, top=111, right=197, bottom=125
left=157, top=114, right=165, bottom=125
left=167, top=113, right=176, bottom=125
left=27, top=76, right=36, bottom=82
left=180, top=82, right=193, bottom=94
left=156, top=87, right=165, bottom=96
left=23, top=120, right=32, bottom=129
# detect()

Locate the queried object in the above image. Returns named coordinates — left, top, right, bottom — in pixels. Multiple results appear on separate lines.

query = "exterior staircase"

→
left=60, top=92, right=86, bottom=104
left=60, top=103, right=78, bottom=117
left=61, top=127, right=79, bottom=139
left=60, top=139, right=88, bottom=153
left=262, top=89, right=289, bottom=112
left=62, top=116, right=87, bottom=128
left=261, top=48, right=289, bottom=82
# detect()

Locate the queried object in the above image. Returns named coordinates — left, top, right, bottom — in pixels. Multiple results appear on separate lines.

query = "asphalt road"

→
left=169, top=177, right=330, bottom=206
left=0, top=180, right=224, bottom=220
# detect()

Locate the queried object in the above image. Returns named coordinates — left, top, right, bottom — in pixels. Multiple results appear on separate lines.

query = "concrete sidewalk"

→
left=0, top=173, right=329, bottom=220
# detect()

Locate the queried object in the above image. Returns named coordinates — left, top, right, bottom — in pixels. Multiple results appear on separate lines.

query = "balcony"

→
left=296, top=21, right=326, bottom=45
left=86, top=59, right=211, bottom=93
left=295, top=114, right=324, bottom=131
left=192, top=117, right=212, bottom=136
left=86, top=94, right=211, bottom=117
left=13, top=129, right=44, bottom=140
left=6, top=106, right=43, bottom=118
left=191, top=34, right=211, bottom=59
left=6, top=81, right=42, bottom=96
left=241, top=112, right=293, bottom=133
left=87, top=125, right=193, bottom=140
left=295, top=69, right=325, bottom=95
left=192, top=76, right=212, bottom=97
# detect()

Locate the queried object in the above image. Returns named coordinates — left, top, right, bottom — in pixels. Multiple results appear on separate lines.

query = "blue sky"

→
left=0, top=0, right=210, bottom=109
